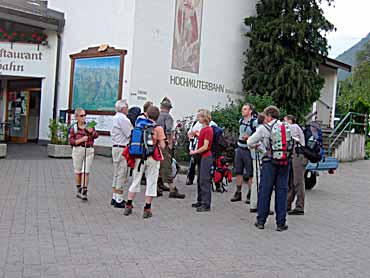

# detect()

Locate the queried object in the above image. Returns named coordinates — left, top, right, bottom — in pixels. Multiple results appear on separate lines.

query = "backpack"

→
left=67, top=122, right=78, bottom=144
left=211, top=126, right=227, bottom=157
left=127, top=106, right=142, bottom=127
left=264, top=120, right=293, bottom=166
left=239, top=117, right=257, bottom=135
left=298, top=123, right=323, bottom=163
left=128, top=117, right=157, bottom=170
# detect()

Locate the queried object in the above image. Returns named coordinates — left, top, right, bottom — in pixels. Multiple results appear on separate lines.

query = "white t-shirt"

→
left=188, top=121, right=217, bottom=150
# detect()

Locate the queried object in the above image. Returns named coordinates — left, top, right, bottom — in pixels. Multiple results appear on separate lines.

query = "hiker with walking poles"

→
left=69, top=108, right=99, bottom=201
left=247, top=106, right=293, bottom=232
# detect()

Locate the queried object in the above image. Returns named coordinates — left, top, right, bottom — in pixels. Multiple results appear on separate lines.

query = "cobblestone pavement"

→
left=0, top=144, right=369, bottom=278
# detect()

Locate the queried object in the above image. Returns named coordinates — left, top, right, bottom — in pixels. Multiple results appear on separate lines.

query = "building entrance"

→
left=1, top=78, right=41, bottom=143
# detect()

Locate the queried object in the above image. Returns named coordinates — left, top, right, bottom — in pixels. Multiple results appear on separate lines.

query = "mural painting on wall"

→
left=72, top=56, right=121, bottom=111
left=171, top=0, right=203, bottom=74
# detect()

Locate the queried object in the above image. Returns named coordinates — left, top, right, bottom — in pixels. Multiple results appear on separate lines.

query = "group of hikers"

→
left=68, top=97, right=323, bottom=231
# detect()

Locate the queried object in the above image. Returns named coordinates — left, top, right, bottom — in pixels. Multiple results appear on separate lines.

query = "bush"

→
left=174, top=115, right=195, bottom=163
left=173, top=95, right=287, bottom=163
left=49, top=119, right=69, bottom=145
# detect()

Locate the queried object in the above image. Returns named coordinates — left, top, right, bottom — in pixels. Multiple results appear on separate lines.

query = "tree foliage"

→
left=243, top=0, right=334, bottom=119
left=337, top=42, right=370, bottom=114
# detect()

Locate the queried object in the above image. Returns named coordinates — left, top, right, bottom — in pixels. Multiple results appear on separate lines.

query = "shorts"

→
left=72, top=146, right=95, bottom=174
left=234, top=147, right=253, bottom=177
left=128, top=157, right=160, bottom=197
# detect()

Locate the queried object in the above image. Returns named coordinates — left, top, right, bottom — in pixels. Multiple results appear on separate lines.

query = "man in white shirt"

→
left=111, top=99, right=133, bottom=208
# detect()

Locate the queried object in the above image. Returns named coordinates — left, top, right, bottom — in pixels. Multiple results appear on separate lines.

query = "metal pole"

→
left=365, top=113, right=369, bottom=159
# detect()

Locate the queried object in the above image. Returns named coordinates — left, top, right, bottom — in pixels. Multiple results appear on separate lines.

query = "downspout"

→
left=52, top=32, right=62, bottom=119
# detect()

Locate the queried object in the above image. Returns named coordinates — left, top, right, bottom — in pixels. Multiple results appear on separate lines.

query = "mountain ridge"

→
left=335, top=32, right=370, bottom=81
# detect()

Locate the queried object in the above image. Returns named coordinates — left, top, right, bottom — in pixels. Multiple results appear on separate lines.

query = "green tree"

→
left=243, top=0, right=334, bottom=120
left=337, top=42, right=370, bottom=114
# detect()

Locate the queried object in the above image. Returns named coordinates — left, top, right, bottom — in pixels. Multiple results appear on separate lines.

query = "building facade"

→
left=0, top=0, right=350, bottom=146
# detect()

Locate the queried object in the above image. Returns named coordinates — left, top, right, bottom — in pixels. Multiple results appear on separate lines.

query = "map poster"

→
left=171, top=0, right=204, bottom=74
left=71, top=56, right=121, bottom=112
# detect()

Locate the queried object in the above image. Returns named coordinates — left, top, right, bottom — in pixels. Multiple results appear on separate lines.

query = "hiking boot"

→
left=230, top=191, right=242, bottom=202
left=288, top=209, right=304, bottom=215
left=143, top=209, right=152, bottom=219
left=158, top=183, right=170, bottom=192
left=157, top=190, right=163, bottom=197
left=110, top=199, right=116, bottom=206
left=196, top=206, right=211, bottom=212
left=245, top=190, right=251, bottom=204
left=81, top=189, right=88, bottom=201
left=76, top=187, right=82, bottom=199
left=276, top=224, right=288, bottom=232
left=192, top=202, right=202, bottom=208
left=124, top=205, right=133, bottom=216
left=169, top=188, right=185, bottom=199
left=254, top=222, right=264, bottom=229
left=250, top=208, right=257, bottom=213
left=114, top=200, right=126, bottom=209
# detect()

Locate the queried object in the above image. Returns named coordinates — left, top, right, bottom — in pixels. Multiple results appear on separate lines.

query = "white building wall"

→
left=316, top=65, right=337, bottom=128
left=47, top=0, right=136, bottom=144
left=129, top=0, right=257, bottom=120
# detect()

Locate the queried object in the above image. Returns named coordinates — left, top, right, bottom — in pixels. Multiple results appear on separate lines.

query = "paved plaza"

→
left=0, top=144, right=369, bottom=278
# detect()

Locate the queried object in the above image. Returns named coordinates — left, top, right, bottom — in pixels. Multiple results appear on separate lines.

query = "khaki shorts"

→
left=72, top=146, right=95, bottom=174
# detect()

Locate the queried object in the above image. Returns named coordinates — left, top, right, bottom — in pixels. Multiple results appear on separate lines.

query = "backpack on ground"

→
left=211, top=126, right=228, bottom=157
left=298, top=123, right=323, bottom=163
left=264, top=120, right=293, bottom=166
left=128, top=117, right=157, bottom=169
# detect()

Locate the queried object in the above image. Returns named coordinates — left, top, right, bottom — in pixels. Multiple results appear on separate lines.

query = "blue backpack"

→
left=128, top=117, right=157, bottom=169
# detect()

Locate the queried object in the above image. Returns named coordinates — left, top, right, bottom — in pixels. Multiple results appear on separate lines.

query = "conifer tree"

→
left=243, top=0, right=334, bottom=119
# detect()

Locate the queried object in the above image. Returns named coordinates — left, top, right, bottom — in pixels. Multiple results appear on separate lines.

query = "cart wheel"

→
left=305, top=170, right=317, bottom=190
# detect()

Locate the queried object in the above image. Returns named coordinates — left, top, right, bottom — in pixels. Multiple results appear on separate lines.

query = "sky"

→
left=322, top=0, right=370, bottom=58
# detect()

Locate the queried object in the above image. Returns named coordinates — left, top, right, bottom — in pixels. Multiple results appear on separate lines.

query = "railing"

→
left=328, top=112, right=369, bottom=156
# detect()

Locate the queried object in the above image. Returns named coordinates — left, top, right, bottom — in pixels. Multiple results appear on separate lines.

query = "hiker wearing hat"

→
left=157, top=97, right=186, bottom=199
left=110, top=100, right=133, bottom=208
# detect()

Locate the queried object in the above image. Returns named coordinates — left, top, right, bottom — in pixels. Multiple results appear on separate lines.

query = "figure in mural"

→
left=172, top=0, right=203, bottom=73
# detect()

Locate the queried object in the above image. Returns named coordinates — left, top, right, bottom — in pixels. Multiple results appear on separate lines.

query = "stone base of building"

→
left=47, top=144, right=72, bottom=158
left=0, top=144, right=7, bottom=158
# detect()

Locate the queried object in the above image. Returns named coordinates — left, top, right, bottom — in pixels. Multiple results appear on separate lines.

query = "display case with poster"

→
left=68, top=46, right=127, bottom=134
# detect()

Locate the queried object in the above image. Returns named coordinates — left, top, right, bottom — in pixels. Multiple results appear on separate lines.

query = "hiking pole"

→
left=83, top=140, right=87, bottom=190
left=255, top=153, right=259, bottom=193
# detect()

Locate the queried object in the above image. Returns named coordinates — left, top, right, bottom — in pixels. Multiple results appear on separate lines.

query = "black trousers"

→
left=197, top=155, right=213, bottom=207
left=187, top=154, right=201, bottom=183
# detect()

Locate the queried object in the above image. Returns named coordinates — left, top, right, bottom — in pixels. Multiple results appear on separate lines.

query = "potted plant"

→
left=47, top=119, right=72, bottom=158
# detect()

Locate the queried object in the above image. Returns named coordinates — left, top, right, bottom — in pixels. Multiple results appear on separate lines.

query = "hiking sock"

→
left=126, top=200, right=133, bottom=207
left=112, top=193, right=116, bottom=201
left=76, top=185, right=81, bottom=191
left=236, top=185, right=242, bottom=192
left=144, top=203, right=151, bottom=209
